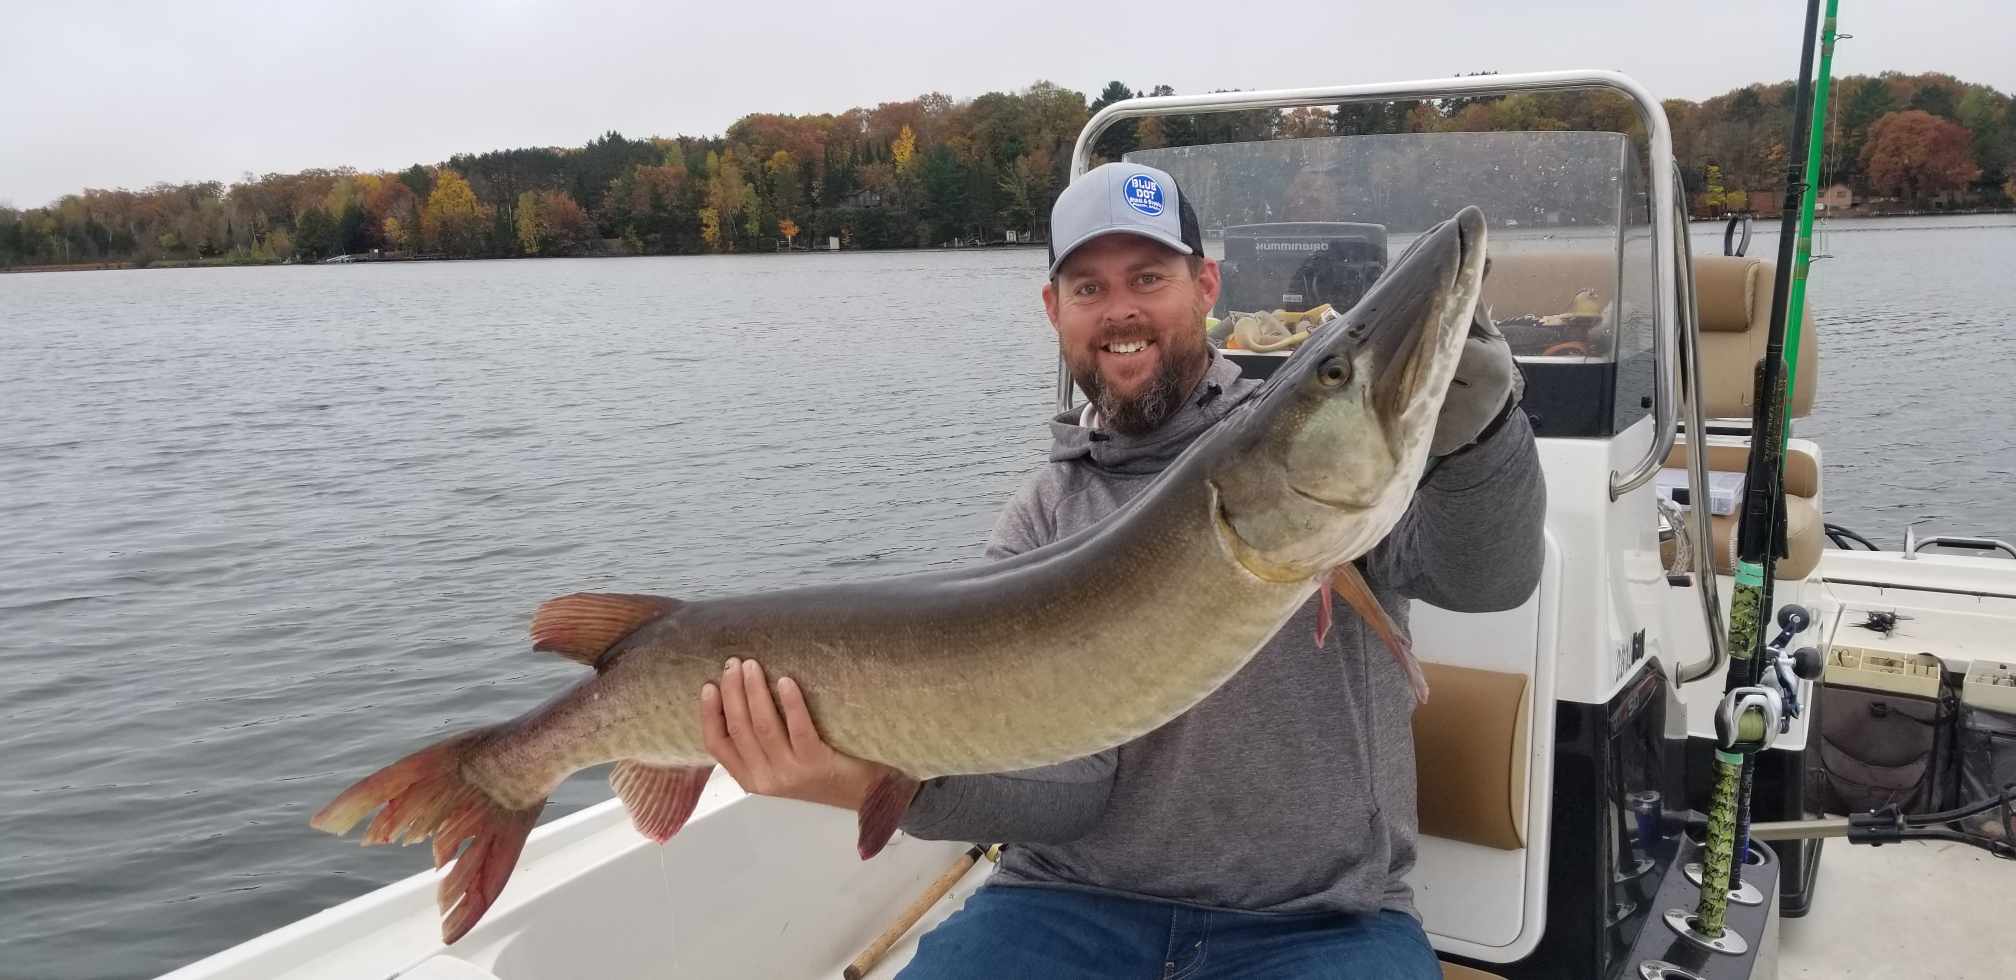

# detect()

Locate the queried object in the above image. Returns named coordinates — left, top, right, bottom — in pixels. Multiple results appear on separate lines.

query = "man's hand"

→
left=701, top=657, right=895, bottom=812
left=1430, top=302, right=1525, bottom=457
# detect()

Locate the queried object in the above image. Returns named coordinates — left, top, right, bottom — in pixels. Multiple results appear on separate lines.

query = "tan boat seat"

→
left=1666, top=255, right=1825, bottom=579
left=1441, top=963, right=1509, bottom=980
left=1693, top=256, right=1818, bottom=419
left=1480, top=252, right=1818, bottom=418
left=1662, top=442, right=1824, bottom=579
left=1480, top=250, right=1616, bottom=319
left=1412, top=663, right=1529, bottom=851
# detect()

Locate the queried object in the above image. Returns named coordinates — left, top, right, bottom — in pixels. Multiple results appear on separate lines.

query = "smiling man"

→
left=1045, top=166, right=1219, bottom=438
left=699, top=162, right=1545, bottom=978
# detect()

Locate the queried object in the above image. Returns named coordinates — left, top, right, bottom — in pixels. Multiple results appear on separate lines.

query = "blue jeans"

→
left=896, top=884, right=1441, bottom=979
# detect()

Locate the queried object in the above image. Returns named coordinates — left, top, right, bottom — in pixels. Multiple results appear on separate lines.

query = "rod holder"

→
left=1663, top=908, right=1749, bottom=956
left=1683, top=862, right=1766, bottom=906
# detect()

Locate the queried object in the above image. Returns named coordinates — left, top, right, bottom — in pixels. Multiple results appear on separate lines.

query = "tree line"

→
left=3, top=72, right=2010, bottom=270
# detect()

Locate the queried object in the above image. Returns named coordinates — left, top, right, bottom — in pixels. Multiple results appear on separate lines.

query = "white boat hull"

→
left=162, top=778, right=988, bottom=980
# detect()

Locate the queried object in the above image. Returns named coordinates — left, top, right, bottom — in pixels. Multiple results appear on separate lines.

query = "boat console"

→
left=1079, top=73, right=1809, bottom=979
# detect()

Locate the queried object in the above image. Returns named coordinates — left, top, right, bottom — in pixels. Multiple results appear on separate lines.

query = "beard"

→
left=1070, top=334, right=1207, bottom=437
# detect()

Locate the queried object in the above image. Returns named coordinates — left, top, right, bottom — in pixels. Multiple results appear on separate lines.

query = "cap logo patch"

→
left=1123, top=174, right=1166, bottom=216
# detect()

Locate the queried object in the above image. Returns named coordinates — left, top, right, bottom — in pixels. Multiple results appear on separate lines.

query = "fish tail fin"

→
left=310, top=725, right=542, bottom=944
left=1327, top=563, right=1432, bottom=705
left=610, top=761, right=714, bottom=843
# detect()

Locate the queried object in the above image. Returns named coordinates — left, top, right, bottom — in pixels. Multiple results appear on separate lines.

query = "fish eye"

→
left=1317, top=356, right=1351, bottom=387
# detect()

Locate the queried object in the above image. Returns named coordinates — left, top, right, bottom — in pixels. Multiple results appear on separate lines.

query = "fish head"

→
left=1208, top=206, right=1488, bottom=581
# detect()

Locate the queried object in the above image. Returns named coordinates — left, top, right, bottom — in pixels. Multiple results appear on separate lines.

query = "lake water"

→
left=2, top=214, right=2012, bottom=978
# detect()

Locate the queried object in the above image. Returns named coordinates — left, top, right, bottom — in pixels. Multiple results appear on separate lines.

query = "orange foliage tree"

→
left=1861, top=110, right=1980, bottom=205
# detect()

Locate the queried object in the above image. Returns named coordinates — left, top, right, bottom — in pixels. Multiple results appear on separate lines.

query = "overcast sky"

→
left=3, top=0, right=2004, bottom=208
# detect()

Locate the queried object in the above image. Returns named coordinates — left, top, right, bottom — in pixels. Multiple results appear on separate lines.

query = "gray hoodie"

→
left=898, top=349, right=1546, bottom=919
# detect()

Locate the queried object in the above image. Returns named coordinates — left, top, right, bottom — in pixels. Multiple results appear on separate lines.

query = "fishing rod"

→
left=1690, top=0, right=1839, bottom=942
left=1778, top=0, right=1843, bottom=439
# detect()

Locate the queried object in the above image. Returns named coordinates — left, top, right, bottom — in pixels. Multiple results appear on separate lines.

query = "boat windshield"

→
left=1128, top=129, right=1655, bottom=438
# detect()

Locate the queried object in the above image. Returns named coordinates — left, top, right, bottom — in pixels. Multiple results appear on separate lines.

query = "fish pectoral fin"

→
left=610, top=761, right=714, bottom=844
left=1328, top=564, right=1431, bottom=705
left=530, top=593, right=683, bottom=667
left=856, top=771, right=922, bottom=861
left=1315, top=578, right=1334, bottom=646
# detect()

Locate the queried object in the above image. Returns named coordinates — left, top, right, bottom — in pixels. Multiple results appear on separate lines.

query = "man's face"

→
left=1043, top=234, right=1221, bottom=435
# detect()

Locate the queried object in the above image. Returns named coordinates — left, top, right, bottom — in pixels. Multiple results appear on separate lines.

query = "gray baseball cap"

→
left=1047, top=162, right=1203, bottom=277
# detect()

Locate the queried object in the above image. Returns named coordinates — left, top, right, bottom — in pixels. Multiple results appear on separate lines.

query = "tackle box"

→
left=1824, top=646, right=1944, bottom=698
left=1961, top=658, right=2016, bottom=713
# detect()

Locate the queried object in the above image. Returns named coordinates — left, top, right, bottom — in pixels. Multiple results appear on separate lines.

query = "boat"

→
left=162, top=68, right=2015, bottom=980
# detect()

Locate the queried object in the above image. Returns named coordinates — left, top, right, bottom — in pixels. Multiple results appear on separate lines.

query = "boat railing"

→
left=1673, top=167, right=1729, bottom=685
left=1905, top=525, right=2016, bottom=560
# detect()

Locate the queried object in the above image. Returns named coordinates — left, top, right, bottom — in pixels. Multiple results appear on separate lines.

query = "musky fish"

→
left=311, top=206, right=1488, bottom=943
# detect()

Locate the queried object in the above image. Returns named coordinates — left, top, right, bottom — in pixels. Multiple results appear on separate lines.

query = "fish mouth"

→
left=1360, top=208, right=1484, bottom=418
left=1271, top=207, right=1485, bottom=510
left=1288, top=481, right=1376, bottom=511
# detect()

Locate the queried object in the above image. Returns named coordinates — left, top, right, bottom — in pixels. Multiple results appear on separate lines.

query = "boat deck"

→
left=1780, top=840, right=2010, bottom=980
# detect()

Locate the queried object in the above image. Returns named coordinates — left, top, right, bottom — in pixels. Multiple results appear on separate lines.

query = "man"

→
left=699, top=162, right=1545, bottom=977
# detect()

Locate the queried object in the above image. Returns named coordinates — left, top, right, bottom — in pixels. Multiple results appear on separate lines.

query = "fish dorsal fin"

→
left=530, top=593, right=680, bottom=667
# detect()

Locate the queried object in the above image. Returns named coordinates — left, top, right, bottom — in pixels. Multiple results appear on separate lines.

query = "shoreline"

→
left=0, top=240, right=1053, bottom=274
left=1687, top=206, right=2016, bottom=223
left=7, top=210, right=2009, bottom=275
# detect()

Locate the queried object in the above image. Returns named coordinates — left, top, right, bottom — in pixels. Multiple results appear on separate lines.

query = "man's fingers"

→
left=739, top=660, right=795, bottom=762
left=776, top=676, right=825, bottom=758
left=699, top=682, right=747, bottom=778
left=718, top=657, right=772, bottom=776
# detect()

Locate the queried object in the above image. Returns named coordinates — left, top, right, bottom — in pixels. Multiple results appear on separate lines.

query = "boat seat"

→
left=1666, top=255, right=1825, bottom=579
left=1412, top=663, right=1529, bottom=850
left=1662, top=441, right=1824, bottom=579
left=1692, top=255, right=1818, bottom=420
left=1441, top=963, right=1509, bottom=980
left=1480, top=250, right=1615, bottom=320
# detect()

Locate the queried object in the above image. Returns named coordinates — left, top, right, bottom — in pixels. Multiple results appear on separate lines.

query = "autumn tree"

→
left=1861, top=110, right=1980, bottom=205
left=515, top=190, right=542, bottom=255
left=383, top=215, right=413, bottom=252
left=698, top=208, right=721, bottom=249
left=700, top=150, right=751, bottom=251
left=1278, top=107, right=1333, bottom=140
left=997, top=144, right=1053, bottom=233
left=891, top=125, right=919, bottom=174
left=421, top=169, right=490, bottom=256
left=534, top=190, right=593, bottom=254
left=261, top=228, right=293, bottom=261
left=1702, top=164, right=1748, bottom=212
left=602, top=154, right=690, bottom=253
left=13, top=72, right=2011, bottom=267
left=364, top=177, right=419, bottom=253
left=763, top=150, right=804, bottom=226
